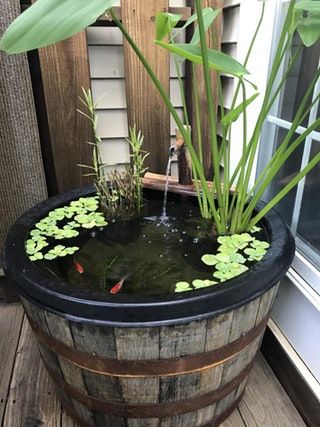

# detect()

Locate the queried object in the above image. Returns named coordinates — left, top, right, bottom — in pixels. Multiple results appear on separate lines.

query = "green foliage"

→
left=154, top=42, right=249, bottom=77
left=156, top=12, right=181, bottom=41
left=221, top=93, right=260, bottom=125
left=203, top=233, right=269, bottom=283
left=175, top=232, right=270, bottom=292
left=175, top=281, right=192, bottom=292
left=78, top=89, right=149, bottom=220
left=2, top=0, right=320, bottom=237
left=0, top=0, right=116, bottom=54
left=292, top=1, right=320, bottom=46
left=127, top=125, right=149, bottom=214
left=192, top=279, right=217, bottom=289
left=25, top=196, right=108, bottom=262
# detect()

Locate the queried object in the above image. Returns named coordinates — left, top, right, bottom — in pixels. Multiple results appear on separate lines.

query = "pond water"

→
left=36, top=196, right=217, bottom=295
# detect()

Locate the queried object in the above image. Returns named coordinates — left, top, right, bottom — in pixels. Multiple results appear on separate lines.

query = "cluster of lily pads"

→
left=25, top=196, right=108, bottom=261
left=175, top=226, right=270, bottom=292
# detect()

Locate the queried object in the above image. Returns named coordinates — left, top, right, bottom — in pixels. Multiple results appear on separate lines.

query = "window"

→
left=258, top=30, right=320, bottom=295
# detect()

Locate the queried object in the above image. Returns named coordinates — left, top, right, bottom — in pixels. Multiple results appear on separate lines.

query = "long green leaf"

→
left=155, top=12, right=181, bottom=41
left=221, top=93, right=259, bottom=125
left=248, top=151, right=320, bottom=229
left=191, top=8, right=220, bottom=45
left=155, top=41, right=249, bottom=76
left=0, top=0, right=117, bottom=54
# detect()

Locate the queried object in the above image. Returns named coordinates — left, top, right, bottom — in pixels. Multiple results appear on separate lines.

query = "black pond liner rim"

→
left=4, top=186, right=295, bottom=327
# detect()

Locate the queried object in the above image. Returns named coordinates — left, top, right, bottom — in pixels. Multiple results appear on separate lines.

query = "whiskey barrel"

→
left=5, top=187, right=295, bottom=426
left=21, top=283, right=277, bottom=427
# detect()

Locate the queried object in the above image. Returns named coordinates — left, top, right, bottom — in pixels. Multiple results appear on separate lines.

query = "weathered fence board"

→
left=186, top=0, right=224, bottom=178
left=121, top=0, right=171, bottom=174
left=37, top=32, right=93, bottom=193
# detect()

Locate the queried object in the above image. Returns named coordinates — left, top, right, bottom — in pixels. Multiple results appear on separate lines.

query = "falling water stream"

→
left=161, top=156, right=172, bottom=219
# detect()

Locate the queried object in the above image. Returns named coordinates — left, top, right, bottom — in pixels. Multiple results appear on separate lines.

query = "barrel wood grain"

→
left=159, top=319, right=207, bottom=425
left=21, top=283, right=279, bottom=425
left=115, top=326, right=160, bottom=426
left=44, top=312, right=94, bottom=425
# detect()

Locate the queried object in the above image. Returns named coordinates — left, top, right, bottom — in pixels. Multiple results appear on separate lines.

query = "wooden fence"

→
left=26, top=0, right=223, bottom=195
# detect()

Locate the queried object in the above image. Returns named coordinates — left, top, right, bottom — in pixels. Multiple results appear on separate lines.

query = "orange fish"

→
left=74, top=260, right=84, bottom=274
left=110, top=276, right=127, bottom=294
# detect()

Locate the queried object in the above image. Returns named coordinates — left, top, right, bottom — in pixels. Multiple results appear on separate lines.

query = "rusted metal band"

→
left=45, top=359, right=254, bottom=418
left=61, top=390, right=245, bottom=426
left=27, top=312, right=269, bottom=378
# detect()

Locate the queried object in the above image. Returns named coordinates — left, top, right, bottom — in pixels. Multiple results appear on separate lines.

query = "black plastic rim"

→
left=4, top=186, right=295, bottom=327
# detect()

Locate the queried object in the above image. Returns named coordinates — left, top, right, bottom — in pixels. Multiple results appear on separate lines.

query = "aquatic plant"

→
left=25, top=196, right=107, bottom=261
left=175, top=227, right=269, bottom=292
left=127, top=125, right=149, bottom=214
left=1, top=0, right=319, bottom=236
left=77, top=89, right=148, bottom=220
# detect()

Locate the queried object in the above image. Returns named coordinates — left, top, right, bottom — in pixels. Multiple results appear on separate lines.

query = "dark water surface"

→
left=38, top=197, right=217, bottom=295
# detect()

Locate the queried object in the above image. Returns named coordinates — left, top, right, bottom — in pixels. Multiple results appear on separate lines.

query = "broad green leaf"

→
left=156, top=12, right=181, bottom=41
left=181, top=7, right=218, bottom=31
left=191, top=8, right=220, bottom=45
left=297, top=13, right=320, bottom=46
left=221, top=93, right=259, bottom=125
left=0, top=0, right=117, bottom=54
left=155, top=42, right=249, bottom=76
left=291, top=2, right=320, bottom=46
left=295, top=1, right=320, bottom=13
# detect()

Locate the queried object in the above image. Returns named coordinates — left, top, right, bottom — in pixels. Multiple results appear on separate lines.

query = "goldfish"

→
left=110, top=276, right=127, bottom=294
left=74, top=260, right=84, bottom=274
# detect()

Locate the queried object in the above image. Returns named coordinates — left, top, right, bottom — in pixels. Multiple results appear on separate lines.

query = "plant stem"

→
left=109, top=8, right=224, bottom=231
left=195, top=0, right=226, bottom=231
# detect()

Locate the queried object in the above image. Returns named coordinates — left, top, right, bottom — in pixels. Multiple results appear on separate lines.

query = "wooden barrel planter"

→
left=4, top=187, right=295, bottom=427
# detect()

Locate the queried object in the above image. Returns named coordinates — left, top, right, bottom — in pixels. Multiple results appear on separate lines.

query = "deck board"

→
left=3, top=316, right=61, bottom=427
left=0, top=302, right=24, bottom=425
left=0, top=303, right=306, bottom=426
left=238, top=352, right=306, bottom=427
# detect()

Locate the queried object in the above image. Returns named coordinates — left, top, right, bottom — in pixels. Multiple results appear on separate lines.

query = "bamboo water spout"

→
left=169, top=128, right=193, bottom=186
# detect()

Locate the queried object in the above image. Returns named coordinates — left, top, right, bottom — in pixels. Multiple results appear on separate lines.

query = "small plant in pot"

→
left=1, top=0, right=320, bottom=425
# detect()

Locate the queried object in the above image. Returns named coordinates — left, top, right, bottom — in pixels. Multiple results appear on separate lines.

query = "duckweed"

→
left=25, top=196, right=108, bottom=261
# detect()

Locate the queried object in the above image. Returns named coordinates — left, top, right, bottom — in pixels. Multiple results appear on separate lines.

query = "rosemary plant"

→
left=1, top=0, right=320, bottom=235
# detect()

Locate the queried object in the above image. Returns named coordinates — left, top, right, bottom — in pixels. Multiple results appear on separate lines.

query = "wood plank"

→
left=61, top=408, right=81, bottom=426
left=44, top=312, right=94, bottom=425
left=3, top=317, right=61, bottom=427
left=37, top=32, right=93, bottom=193
left=0, top=303, right=24, bottom=424
left=115, top=326, right=160, bottom=427
left=185, top=0, right=224, bottom=178
left=261, top=323, right=320, bottom=427
left=122, top=0, right=170, bottom=175
left=220, top=408, right=246, bottom=427
left=238, top=352, right=306, bottom=427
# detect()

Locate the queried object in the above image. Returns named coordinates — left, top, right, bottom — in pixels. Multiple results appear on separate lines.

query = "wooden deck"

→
left=0, top=302, right=306, bottom=427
